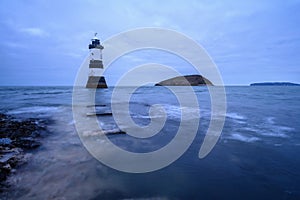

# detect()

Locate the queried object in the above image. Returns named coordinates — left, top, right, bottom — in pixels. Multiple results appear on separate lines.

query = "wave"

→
left=242, top=126, right=289, bottom=138
left=259, top=131, right=289, bottom=138
left=128, top=104, right=202, bottom=121
left=262, top=117, right=294, bottom=138
left=239, top=117, right=294, bottom=138
left=229, top=133, right=260, bottom=142
left=154, top=105, right=200, bottom=120
left=23, top=91, right=69, bottom=95
left=266, top=117, right=275, bottom=124
left=226, top=112, right=246, bottom=120
left=7, top=106, right=62, bottom=115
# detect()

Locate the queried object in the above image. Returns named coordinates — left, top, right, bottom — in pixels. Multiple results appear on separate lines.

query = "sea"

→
left=0, top=86, right=299, bottom=200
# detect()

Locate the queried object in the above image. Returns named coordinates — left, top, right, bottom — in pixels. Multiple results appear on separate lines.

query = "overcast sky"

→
left=0, top=0, right=299, bottom=85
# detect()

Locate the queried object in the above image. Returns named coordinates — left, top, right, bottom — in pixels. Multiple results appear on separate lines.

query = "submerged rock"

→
left=86, top=111, right=112, bottom=116
left=82, top=128, right=126, bottom=137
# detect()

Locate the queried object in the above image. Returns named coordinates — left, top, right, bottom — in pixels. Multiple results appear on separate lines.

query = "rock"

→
left=86, top=112, right=112, bottom=116
left=0, top=151, right=19, bottom=164
left=0, top=138, right=12, bottom=146
left=82, top=128, right=126, bottom=137
left=86, top=104, right=107, bottom=107
left=2, top=164, right=11, bottom=172
left=12, top=138, right=41, bottom=149
left=104, top=129, right=126, bottom=135
left=155, top=75, right=213, bottom=86
left=0, top=113, right=48, bottom=189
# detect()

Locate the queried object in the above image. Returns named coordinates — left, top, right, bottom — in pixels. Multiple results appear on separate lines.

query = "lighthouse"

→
left=86, top=33, right=108, bottom=88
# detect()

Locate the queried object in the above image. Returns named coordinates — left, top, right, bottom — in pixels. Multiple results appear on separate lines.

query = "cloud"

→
left=20, top=27, right=49, bottom=37
left=2, top=41, right=27, bottom=49
left=0, top=0, right=299, bottom=85
left=64, top=52, right=85, bottom=59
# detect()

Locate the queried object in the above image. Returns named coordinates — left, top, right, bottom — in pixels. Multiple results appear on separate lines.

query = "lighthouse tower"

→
left=86, top=33, right=108, bottom=88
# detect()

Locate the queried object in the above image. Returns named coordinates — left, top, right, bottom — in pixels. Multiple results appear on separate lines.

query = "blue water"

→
left=0, top=86, right=300, bottom=199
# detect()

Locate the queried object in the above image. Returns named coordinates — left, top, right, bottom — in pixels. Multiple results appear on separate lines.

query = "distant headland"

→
left=250, top=82, right=300, bottom=86
left=155, top=75, right=213, bottom=86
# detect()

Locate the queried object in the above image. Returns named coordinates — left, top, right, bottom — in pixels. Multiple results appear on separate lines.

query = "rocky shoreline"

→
left=0, top=113, right=49, bottom=192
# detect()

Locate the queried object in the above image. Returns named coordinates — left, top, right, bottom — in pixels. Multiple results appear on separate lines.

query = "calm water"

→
left=0, top=86, right=300, bottom=199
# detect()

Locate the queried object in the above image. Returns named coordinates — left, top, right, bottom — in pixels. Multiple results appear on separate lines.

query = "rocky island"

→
left=250, top=82, right=300, bottom=86
left=155, top=75, right=213, bottom=86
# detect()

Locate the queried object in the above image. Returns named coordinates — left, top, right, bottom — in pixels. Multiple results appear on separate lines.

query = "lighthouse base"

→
left=86, top=76, right=108, bottom=88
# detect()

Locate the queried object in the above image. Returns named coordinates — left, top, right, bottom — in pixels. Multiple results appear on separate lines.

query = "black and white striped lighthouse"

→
left=86, top=33, right=108, bottom=88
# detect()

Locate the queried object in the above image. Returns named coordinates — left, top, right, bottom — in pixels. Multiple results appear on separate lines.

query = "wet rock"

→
left=86, top=111, right=112, bottom=116
left=0, top=113, right=48, bottom=191
left=12, top=138, right=41, bottom=149
left=0, top=138, right=11, bottom=145
left=2, top=164, right=11, bottom=172
left=0, top=149, right=20, bottom=164
left=82, top=128, right=126, bottom=137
